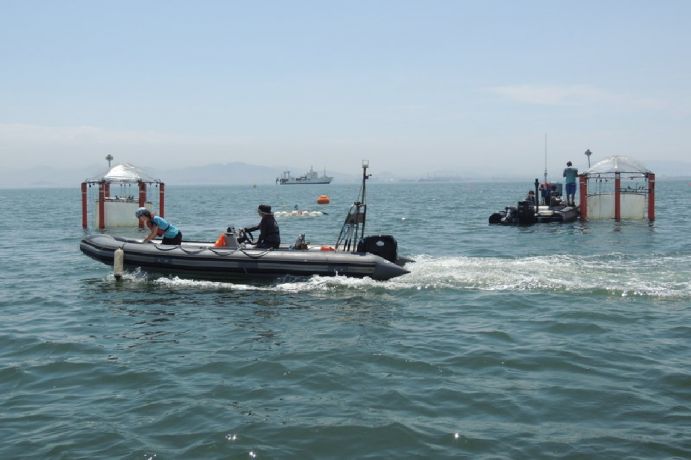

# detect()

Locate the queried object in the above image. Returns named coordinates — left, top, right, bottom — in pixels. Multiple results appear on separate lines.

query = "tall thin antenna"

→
left=543, top=133, right=548, bottom=184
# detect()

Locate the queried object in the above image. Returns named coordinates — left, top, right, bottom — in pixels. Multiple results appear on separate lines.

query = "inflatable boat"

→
left=489, top=179, right=579, bottom=225
left=80, top=233, right=408, bottom=281
left=489, top=201, right=579, bottom=225
left=81, top=161, right=411, bottom=281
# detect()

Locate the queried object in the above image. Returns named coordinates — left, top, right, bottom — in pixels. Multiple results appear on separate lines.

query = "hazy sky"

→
left=1, top=0, right=690, bottom=179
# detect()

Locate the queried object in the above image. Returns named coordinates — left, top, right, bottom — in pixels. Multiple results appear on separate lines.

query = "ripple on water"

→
left=2, top=184, right=691, bottom=459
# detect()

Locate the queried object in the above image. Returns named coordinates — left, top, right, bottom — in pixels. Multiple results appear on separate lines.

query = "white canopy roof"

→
left=89, top=163, right=158, bottom=183
left=584, top=155, right=651, bottom=175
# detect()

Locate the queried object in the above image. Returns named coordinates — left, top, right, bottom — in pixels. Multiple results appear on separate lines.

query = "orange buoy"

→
left=316, top=194, right=330, bottom=205
left=320, top=245, right=335, bottom=251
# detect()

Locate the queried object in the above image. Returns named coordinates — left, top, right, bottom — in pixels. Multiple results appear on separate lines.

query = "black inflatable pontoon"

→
left=489, top=178, right=579, bottom=225
left=80, top=234, right=409, bottom=281
left=489, top=201, right=579, bottom=225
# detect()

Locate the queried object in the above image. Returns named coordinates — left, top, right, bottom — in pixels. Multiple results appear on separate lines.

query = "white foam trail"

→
left=151, top=273, right=385, bottom=292
left=399, top=253, right=691, bottom=298
left=106, top=254, right=691, bottom=298
left=154, top=277, right=264, bottom=291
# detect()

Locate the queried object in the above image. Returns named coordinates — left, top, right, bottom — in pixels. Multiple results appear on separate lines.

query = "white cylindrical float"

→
left=114, top=248, right=124, bottom=280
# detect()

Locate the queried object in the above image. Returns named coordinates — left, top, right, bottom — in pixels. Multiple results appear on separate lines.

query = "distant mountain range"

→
left=1, top=160, right=690, bottom=189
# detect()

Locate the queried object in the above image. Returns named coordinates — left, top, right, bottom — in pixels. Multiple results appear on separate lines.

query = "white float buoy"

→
left=114, top=248, right=124, bottom=280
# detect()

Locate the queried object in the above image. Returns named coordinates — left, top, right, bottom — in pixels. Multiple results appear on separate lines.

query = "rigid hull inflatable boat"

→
left=81, top=161, right=410, bottom=281
left=80, top=233, right=408, bottom=281
left=489, top=177, right=579, bottom=225
left=489, top=201, right=579, bottom=225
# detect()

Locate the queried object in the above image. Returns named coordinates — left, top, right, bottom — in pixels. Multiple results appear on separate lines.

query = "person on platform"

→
left=539, top=183, right=551, bottom=205
left=563, top=161, right=579, bottom=206
left=525, top=190, right=536, bottom=204
left=135, top=207, right=183, bottom=245
left=243, top=204, right=281, bottom=249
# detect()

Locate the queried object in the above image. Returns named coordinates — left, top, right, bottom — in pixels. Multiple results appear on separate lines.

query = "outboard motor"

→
left=502, top=206, right=517, bottom=224
left=357, top=235, right=398, bottom=263
left=488, top=212, right=503, bottom=224
left=516, top=200, right=537, bottom=225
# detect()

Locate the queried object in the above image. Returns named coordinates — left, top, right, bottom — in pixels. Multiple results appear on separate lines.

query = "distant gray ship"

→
left=276, top=166, right=333, bottom=185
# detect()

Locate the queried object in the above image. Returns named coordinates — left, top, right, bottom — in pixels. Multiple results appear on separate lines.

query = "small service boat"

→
left=489, top=179, right=579, bottom=225
left=489, top=202, right=578, bottom=225
left=81, top=162, right=410, bottom=281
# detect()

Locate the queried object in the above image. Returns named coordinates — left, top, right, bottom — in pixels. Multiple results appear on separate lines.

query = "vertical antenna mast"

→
left=543, top=133, right=548, bottom=184
left=354, top=160, right=370, bottom=246
left=335, top=160, right=371, bottom=252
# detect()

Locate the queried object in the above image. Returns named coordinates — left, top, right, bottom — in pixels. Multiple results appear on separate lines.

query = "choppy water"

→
left=1, top=179, right=690, bottom=459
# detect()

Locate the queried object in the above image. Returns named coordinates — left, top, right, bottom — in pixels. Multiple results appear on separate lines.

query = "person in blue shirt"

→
left=562, top=161, right=579, bottom=206
left=135, top=207, right=183, bottom=245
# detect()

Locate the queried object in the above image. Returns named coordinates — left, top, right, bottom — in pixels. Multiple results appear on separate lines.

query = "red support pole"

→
left=578, top=175, right=588, bottom=221
left=98, top=181, right=106, bottom=230
left=647, top=173, right=656, bottom=221
left=614, top=172, right=621, bottom=221
left=138, top=181, right=147, bottom=229
left=81, top=182, right=88, bottom=229
left=159, top=182, right=165, bottom=218
left=104, top=182, right=110, bottom=198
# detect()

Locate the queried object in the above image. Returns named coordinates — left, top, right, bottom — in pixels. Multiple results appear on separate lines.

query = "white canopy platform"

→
left=584, top=155, right=651, bottom=177
left=579, top=155, right=655, bottom=221
left=82, top=163, right=165, bottom=230
left=85, top=163, right=158, bottom=183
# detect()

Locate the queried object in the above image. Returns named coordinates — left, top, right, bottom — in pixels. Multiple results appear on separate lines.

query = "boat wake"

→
left=400, top=253, right=691, bottom=298
left=109, top=253, right=691, bottom=299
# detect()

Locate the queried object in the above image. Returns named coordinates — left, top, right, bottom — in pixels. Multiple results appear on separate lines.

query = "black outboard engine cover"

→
left=488, top=212, right=503, bottom=224
left=516, top=200, right=537, bottom=225
left=357, top=235, right=398, bottom=263
left=503, top=206, right=518, bottom=224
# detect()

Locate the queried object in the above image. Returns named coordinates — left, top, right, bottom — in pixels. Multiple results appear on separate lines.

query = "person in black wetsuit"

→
left=243, top=204, right=281, bottom=249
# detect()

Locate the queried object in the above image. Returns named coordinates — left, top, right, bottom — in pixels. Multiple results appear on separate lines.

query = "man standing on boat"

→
left=563, top=161, right=579, bottom=206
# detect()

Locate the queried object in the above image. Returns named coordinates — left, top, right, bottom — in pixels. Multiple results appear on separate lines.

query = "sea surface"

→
left=1, top=179, right=690, bottom=459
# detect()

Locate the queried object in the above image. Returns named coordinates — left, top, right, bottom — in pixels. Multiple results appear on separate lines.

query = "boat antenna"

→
left=585, top=148, right=592, bottom=168
left=357, top=159, right=370, bottom=240
left=106, top=154, right=113, bottom=169
left=543, top=133, right=548, bottom=184
left=335, top=160, right=371, bottom=252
